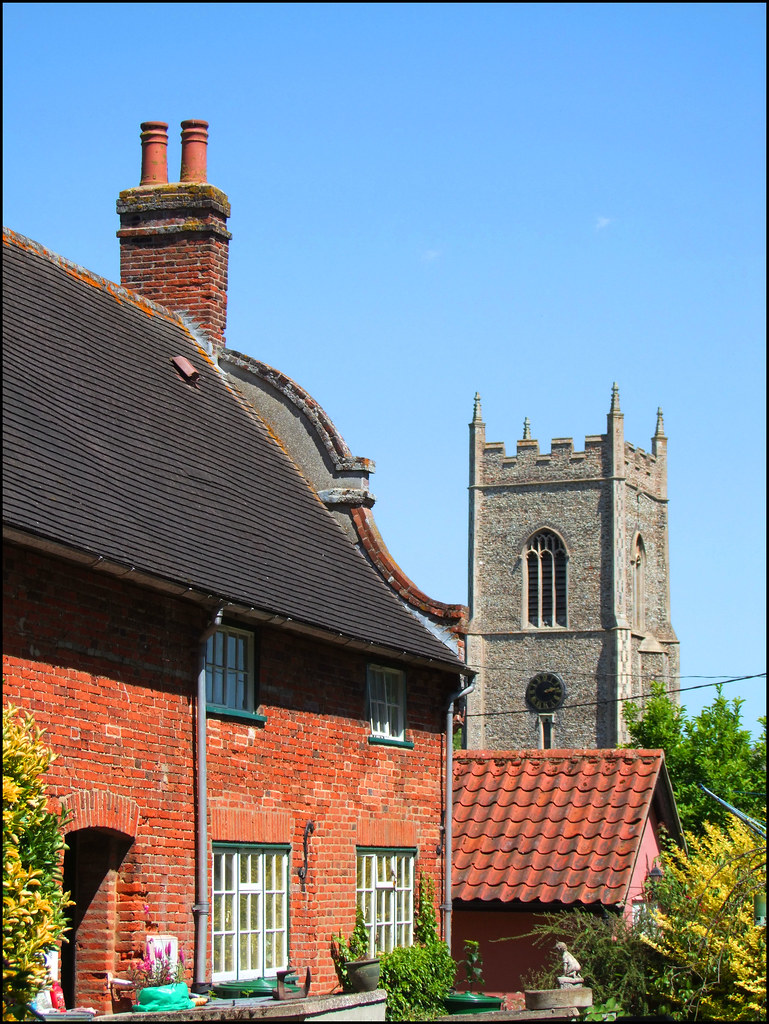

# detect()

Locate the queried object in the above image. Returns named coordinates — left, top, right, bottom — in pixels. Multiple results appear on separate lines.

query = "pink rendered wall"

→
left=624, top=808, right=664, bottom=921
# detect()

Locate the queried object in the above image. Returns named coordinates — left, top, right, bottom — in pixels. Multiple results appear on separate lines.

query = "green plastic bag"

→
left=133, top=982, right=195, bottom=1012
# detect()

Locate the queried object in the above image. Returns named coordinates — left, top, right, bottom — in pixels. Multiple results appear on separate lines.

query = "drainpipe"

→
left=193, top=606, right=223, bottom=993
left=443, top=677, right=475, bottom=953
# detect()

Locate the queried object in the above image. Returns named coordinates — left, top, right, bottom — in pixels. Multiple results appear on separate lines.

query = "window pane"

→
left=212, top=846, right=287, bottom=981
left=206, top=627, right=254, bottom=710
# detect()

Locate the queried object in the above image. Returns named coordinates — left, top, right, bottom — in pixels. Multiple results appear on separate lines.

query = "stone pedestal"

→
left=524, top=987, right=593, bottom=1011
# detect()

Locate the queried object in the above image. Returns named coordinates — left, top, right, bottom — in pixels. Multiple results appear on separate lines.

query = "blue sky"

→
left=3, top=3, right=765, bottom=737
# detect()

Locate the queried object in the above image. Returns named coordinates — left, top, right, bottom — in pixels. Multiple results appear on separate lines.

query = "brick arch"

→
left=60, top=789, right=140, bottom=840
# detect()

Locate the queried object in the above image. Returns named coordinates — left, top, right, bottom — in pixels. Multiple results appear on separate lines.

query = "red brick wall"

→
left=3, top=541, right=453, bottom=1010
left=119, top=232, right=229, bottom=345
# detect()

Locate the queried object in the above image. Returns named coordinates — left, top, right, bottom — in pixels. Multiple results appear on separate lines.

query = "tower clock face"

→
left=525, top=673, right=565, bottom=712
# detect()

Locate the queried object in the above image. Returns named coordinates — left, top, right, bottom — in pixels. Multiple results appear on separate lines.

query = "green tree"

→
left=623, top=682, right=766, bottom=835
left=3, top=705, right=71, bottom=1021
left=647, top=819, right=766, bottom=1021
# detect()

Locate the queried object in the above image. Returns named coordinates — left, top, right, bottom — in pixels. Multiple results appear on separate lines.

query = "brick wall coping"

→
left=97, top=988, right=387, bottom=1021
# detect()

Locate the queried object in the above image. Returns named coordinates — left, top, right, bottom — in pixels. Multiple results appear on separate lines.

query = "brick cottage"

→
left=2, top=121, right=471, bottom=1013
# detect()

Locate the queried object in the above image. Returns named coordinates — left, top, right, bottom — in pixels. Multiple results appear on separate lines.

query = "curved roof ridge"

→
left=351, top=506, right=467, bottom=625
left=218, top=347, right=372, bottom=473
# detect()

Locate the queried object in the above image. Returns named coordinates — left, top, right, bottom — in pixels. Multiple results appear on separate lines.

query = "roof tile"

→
left=453, top=748, right=667, bottom=906
left=3, top=230, right=464, bottom=671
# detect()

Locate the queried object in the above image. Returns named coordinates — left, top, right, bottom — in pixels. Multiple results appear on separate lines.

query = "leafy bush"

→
left=378, top=875, right=455, bottom=1020
left=379, top=940, right=455, bottom=1021
left=459, top=938, right=485, bottom=992
left=646, top=819, right=766, bottom=1021
left=3, top=705, right=71, bottom=1021
left=518, top=909, right=663, bottom=1017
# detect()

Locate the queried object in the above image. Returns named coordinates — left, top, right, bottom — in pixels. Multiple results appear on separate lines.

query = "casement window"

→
left=367, top=665, right=408, bottom=744
left=631, top=535, right=646, bottom=632
left=525, top=530, right=567, bottom=627
left=212, top=845, right=289, bottom=981
left=356, top=849, right=415, bottom=956
left=205, top=625, right=257, bottom=715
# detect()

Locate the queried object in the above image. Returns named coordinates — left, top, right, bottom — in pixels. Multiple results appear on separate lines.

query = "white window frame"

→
left=356, top=849, right=414, bottom=956
left=211, top=845, right=289, bottom=982
left=206, top=625, right=256, bottom=714
left=367, top=665, right=406, bottom=742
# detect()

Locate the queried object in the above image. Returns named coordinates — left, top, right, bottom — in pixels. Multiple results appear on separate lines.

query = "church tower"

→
left=466, top=385, right=678, bottom=750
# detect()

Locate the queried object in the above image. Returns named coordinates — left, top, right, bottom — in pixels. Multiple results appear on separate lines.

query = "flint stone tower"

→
left=466, top=385, right=678, bottom=750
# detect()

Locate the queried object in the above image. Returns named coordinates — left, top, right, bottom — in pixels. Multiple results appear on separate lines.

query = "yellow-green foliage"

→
left=3, top=705, right=71, bottom=1021
left=647, top=819, right=766, bottom=1021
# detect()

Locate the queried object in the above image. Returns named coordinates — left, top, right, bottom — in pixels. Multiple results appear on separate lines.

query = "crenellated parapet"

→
left=478, top=431, right=609, bottom=487
left=624, top=441, right=666, bottom=497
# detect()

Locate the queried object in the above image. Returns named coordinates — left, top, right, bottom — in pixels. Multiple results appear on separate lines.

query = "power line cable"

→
left=464, top=672, right=766, bottom=719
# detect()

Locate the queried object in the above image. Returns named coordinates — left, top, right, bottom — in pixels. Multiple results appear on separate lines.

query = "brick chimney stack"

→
left=117, top=119, right=231, bottom=347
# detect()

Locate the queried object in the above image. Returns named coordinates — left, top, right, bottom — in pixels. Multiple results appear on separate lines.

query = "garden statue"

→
left=555, top=942, right=584, bottom=988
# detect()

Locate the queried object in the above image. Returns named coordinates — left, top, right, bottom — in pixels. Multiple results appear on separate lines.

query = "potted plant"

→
left=331, top=908, right=381, bottom=992
left=443, top=939, right=503, bottom=1015
left=130, top=940, right=195, bottom=1013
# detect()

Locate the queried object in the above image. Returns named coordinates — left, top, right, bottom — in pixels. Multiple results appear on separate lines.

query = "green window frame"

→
left=367, top=664, right=409, bottom=745
left=356, top=848, right=415, bottom=956
left=206, top=624, right=263, bottom=719
left=211, top=845, right=289, bottom=981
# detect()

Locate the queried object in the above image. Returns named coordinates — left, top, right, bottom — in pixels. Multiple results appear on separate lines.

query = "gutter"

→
left=442, top=676, right=475, bottom=952
left=193, top=605, right=223, bottom=993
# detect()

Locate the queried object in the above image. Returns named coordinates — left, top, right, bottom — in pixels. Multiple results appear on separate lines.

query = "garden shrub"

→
left=3, top=704, right=71, bottom=1021
left=378, top=875, right=455, bottom=1020
left=647, top=819, right=766, bottom=1021
left=518, top=909, right=663, bottom=1017
left=379, top=940, right=455, bottom=1021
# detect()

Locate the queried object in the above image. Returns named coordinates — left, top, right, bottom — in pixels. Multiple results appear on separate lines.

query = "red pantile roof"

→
left=453, top=748, right=681, bottom=906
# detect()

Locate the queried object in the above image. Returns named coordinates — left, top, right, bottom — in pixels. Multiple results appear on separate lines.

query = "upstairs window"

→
left=356, top=849, right=414, bottom=956
left=526, top=530, right=567, bottom=627
left=367, top=665, right=407, bottom=743
left=632, top=535, right=646, bottom=632
left=206, top=625, right=257, bottom=715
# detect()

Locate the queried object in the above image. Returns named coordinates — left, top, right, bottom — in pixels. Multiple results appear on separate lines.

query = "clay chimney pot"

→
left=180, top=119, right=209, bottom=182
left=139, top=121, right=169, bottom=185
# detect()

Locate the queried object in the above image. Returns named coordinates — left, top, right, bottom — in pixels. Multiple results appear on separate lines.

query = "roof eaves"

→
left=2, top=525, right=469, bottom=676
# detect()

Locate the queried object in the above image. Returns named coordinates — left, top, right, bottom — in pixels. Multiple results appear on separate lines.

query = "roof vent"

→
left=171, top=355, right=200, bottom=385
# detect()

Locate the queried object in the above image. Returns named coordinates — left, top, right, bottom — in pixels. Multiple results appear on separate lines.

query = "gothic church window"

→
left=525, top=530, right=567, bottom=627
left=632, top=535, right=646, bottom=632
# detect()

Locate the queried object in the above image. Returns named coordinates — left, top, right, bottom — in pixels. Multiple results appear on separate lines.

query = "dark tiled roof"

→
left=453, top=748, right=675, bottom=906
left=2, top=229, right=464, bottom=670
